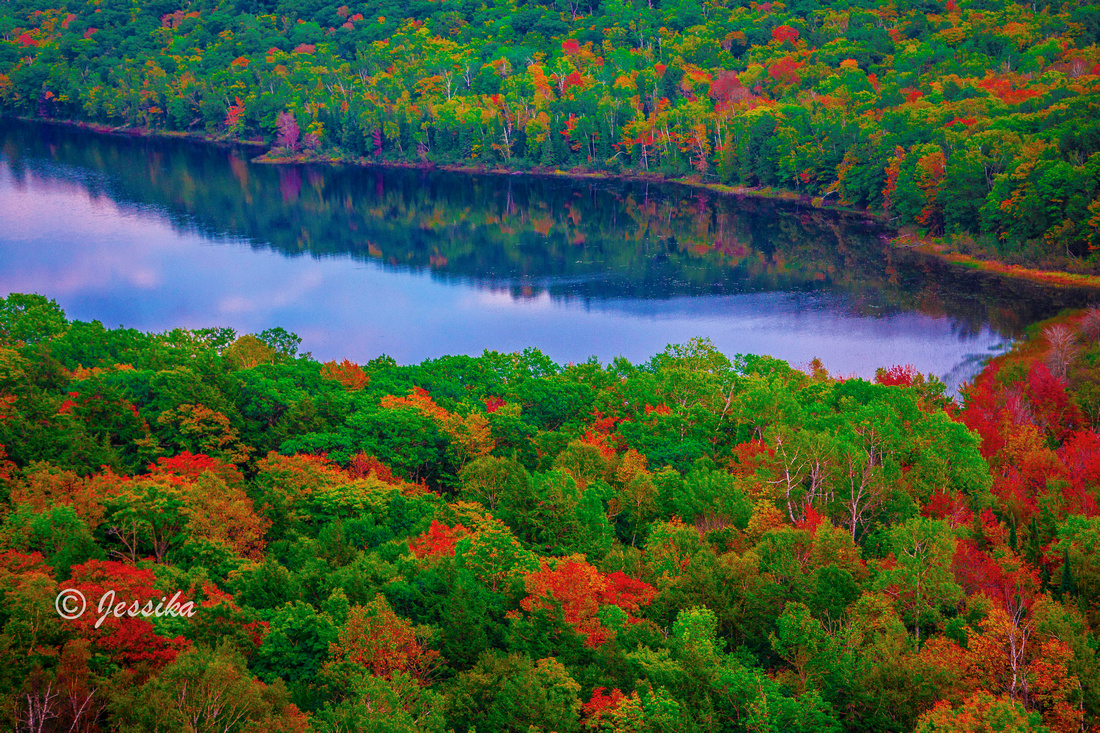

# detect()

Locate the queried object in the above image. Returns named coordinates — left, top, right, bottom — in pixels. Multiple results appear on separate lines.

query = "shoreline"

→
left=964, top=306, right=1090, bottom=395
left=257, top=149, right=880, bottom=218
left=13, top=115, right=1100, bottom=292
left=892, top=232, right=1100, bottom=290
left=17, top=116, right=269, bottom=151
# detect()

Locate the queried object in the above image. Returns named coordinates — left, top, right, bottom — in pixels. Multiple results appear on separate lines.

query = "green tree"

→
left=110, top=644, right=309, bottom=731
left=877, top=516, right=963, bottom=642
left=446, top=651, right=583, bottom=732
left=0, top=293, right=68, bottom=346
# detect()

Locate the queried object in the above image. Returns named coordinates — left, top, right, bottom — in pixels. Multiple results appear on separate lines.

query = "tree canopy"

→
left=1, top=292, right=1100, bottom=731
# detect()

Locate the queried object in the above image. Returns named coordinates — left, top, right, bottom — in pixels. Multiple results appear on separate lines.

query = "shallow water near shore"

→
left=1, top=119, right=1095, bottom=391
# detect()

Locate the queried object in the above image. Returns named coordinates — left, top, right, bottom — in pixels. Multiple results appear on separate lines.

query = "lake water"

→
left=1, top=120, right=1095, bottom=391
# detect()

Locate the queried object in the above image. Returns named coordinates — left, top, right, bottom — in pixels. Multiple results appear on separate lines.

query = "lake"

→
left=1, top=120, right=1094, bottom=391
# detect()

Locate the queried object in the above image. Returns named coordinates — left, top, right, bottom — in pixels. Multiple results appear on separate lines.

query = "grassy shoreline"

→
left=892, top=232, right=1100, bottom=290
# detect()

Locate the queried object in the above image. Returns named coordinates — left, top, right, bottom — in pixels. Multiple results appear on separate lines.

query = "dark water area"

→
left=1, top=119, right=1096, bottom=390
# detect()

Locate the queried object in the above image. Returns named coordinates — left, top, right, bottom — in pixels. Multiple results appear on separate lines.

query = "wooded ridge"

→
left=1, top=0, right=1099, bottom=268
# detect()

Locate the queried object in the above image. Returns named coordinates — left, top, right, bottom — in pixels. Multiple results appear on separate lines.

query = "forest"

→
left=1, top=290, right=1100, bottom=731
left=0, top=0, right=1099, bottom=266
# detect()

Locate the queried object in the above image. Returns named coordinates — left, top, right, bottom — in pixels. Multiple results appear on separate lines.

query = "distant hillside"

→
left=1, top=0, right=1098, bottom=264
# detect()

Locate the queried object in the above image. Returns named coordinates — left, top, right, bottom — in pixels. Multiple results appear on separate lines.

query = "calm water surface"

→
left=1, top=121, right=1095, bottom=390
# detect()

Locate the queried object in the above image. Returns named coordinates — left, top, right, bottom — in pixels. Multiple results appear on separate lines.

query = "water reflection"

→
left=1, top=119, right=1094, bottom=390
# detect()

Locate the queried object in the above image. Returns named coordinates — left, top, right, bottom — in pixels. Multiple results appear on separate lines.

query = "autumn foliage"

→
left=770, top=25, right=799, bottom=44
left=519, top=555, right=655, bottom=647
left=67, top=560, right=189, bottom=667
left=409, top=519, right=470, bottom=557
left=321, top=359, right=370, bottom=390
left=326, top=594, right=439, bottom=681
left=1, top=296, right=1100, bottom=730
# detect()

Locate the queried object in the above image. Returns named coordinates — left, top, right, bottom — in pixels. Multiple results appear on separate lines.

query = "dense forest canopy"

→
left=1, top=0, right=1099, bottom=265
left=2, top=291, right=1100, bottom=731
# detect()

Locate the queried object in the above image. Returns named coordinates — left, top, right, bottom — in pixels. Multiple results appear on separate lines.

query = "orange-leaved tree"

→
left=409, top=520, right=470, bottom=558
left=326, top=594, right=440, bottom=682
left=320, top=359, right=370, bottom=391
left=519, top=554, right=655, bottom=647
